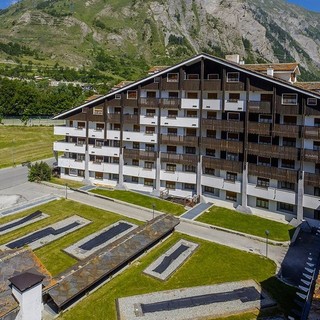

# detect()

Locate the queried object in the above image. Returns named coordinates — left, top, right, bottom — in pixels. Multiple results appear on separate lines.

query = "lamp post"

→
left=65, top=183, right=68, bottom=199
left=152, top=203, right=155, bottom=220
left=265, top=230, right=270, bottom=258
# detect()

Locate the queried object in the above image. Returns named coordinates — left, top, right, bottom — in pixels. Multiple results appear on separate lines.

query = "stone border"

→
left=63, top=220, right=137, bottom=260
left=0, top=212, right=49, bottom=236
left=1, top=215, right=91, bottom=250
left=117, top=280, right=276, bottom=320
left=143, top=239, right=198, bottom=281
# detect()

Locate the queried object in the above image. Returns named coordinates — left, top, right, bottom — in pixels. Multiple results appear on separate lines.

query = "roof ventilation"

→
left=267, top=67, right=274, bottom=77
left=225, top=54, right=240, bottom=64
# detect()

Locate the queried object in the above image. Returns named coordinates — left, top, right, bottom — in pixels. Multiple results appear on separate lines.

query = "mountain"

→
left=0, top=0, right=319, bottom=82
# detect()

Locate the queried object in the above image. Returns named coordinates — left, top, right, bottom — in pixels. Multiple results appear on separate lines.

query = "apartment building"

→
left=53, top=53, right=320, bottom=221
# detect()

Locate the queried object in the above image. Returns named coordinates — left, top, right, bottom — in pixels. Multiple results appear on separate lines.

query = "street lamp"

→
left=152, top=203, right=155, bottom=220
left=265, top=230, right=270, bottom=258
left=65, top=183, right=68, bottom=199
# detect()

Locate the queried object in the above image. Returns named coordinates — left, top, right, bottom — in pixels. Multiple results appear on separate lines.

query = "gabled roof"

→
left=295, top=82, right=320, bottom=92
left=53, top=53, right=320, bottom=120
left=243, top=62, right=300, bottom=74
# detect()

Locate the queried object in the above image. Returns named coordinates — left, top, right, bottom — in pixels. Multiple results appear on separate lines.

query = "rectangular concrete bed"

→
left=117, top=280, right=276, bottom=320
left=47, top=214, right=179, bottom=311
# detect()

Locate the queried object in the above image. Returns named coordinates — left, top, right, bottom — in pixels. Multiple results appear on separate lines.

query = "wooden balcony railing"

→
left=273, top=124, right=300, bottom=137
left=161, top=80, right=179, bottom=91
left=247, top=122, right=271, bottom=135
left=304, top=172, right=320, bottom=187
left=201, top=119, right=244, bottom=132
left=123, top=98, right=138, bottom=107
left=123, top=149, right=157, bottom=160
left=201, top=138, right=243, bottom=153
left=248, top=143, right=299, bottom=160
left=248, top=101, right=271, bottom=113
left=303, top=149, right=320, bottom=163
left=248, top=163, right=297, bottom=183
left=160, top=98, right=180, bottom=109
left=304, top=126, right=320, bottom=139
left=182, top=79, right=200, bottom=90
left=276, top=104, right=300, bottom=115
left=203, top=79, right=221, bottom=91
left=161, top=152, right=197, bottom=165
left=202, top=156, right=243, bottom=173
left=306, top=106, right=320, bottom=116
left=160, top=135, right=198, bottom=145
left=123, top=114, right=139, bottom=124
left=107, top=113, right=121, bottom=122
left=139, top=97, right=158, bottom=107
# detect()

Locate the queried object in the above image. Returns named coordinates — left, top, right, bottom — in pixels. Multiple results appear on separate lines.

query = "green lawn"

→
left=50, top=177, right=84, bottom=189
left=0, top=126, right=59, bottom=168
left=197, top=206, right=294, bottom=241
left=91, top=189, right=186, bottom=216
left=0, top=199, right=141, bottom=276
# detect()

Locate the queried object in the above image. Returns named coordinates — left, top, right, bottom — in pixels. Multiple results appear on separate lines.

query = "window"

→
left=283, top=137, right=296, bottom=147
left=145, top=144, right=155, bottom=151
left=77, top=138, right=86, bottom=145
left=185, top=146, right=196, bottom=154
left=204, top=186, right=215, bottom=194
left=146, top=109, right=156, bottom=117
left=154, top=76, right=160, bottom=83
left=93, top=106, right=103, bottom=115
left=168, top=110, right=178, bottom=118
left=76, top=154, right=85, bottom=162
left=259, top=114, right=272, bottom=123
left=208, top=74, right=219, bottom=80
left=258, top=157, right=271, bottom=166
left=283, top=116, right=296, bottom=125
left=187, top=92, right=198, bottom=99
left=279, top=181, right=295, bottom=190
left=133, top=142, right=139, bottom=149
left=281, top=159, right=295, bottom=169
left=146, top=91, right=156, bottom=98
left=282, top=93, right=297, bottom=105
left=145, top=126, right=155, bottom=134
left=114, top=107, right=121, bottom=114
left=77, top=122, right=85, bottom=129
left=69, top=168, right=77, bottom=176
left=64, top=168, right=69, bottom=175
left=257, top=178, right=269, bottom=188
left=187, top=74, right=199, bottom=80
left=168, top=91, right=179, bottom=98
left=226, top=191, right=237, bottom=201
left=307, top=98, right=317, bottom=106
left=134, top=108, right=139, bottom=115
left=69, top=120, right=74, bottom=127
left=95, top=140, right=104, bottom=147
left=226, top=172, right=237, bottom=182
left=316, top=164, right=320, bottom=174
left=204, top=167, right=215, bottom=175
left=227, top=132, right=239, bottom=141
left=278, top=202, right=294, bottom=213
left=228, top=93, right=240, bottom=102
left=227, top=72, right=240, bottom=82
left=256, top=198, right=269, bottom=209
left=315, top=118, right=320, bottom=127
left=226, top=153, right=238, bottom=161
left=184, top=165, right=196, bottom=172
left=95, top=172, right=103, bottom=180
left=78, top=170, right=85, bottom=177
left=132, top=176, right=138, bottom=183
left=186, top=128, right=197, bottom=136
left=111, top=174, right=119, bottom=181
left=115, top=94, right=121, bottom=99
left=207, top=111, right=217, bottom=119
left=167, top=145, right=176, bottom=153
left=184, top=183, right=195, bottom=190
left=96, top=123, right=104, bottom=130
left=112, top=157, right=119, bottom=164
left=207, top=92, right=218, bottom=99
left=132, top=159, right=139, bottom=166
left=167, top=128, right=177, bottom=135
left=259, top=136, right=271, bottom=144
left=166, top=181, right=176, bottom=189
left=114, top=140, right=120, bottom=147
left=167, top=73, right=179, bottom=82
left=314, top=187, right=320, bottom=197
left=227, top=112, right=240, bottom=121
left=186, top=110, right=198, bottom=118
left=166, top=164, right=176, bottom=172
left=133, top=125, right=140, bottom=132
left=93, top=155, right=103, bottom=163
left=207, top=130, right=216, bottom=138
left=313, top=141, right=320, bottom=151
left=127, top=90, right=137, bottom=99
left=144, top=161, right=154, bottom=169
left=113, top=124, right=121, bottom=131
left=206, top=148, right=215, bottom=157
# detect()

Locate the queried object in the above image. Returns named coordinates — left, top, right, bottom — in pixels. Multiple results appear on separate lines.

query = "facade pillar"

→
left=83, top=149, right=90, bottom=184
left=297, top=170, right=304, bottom=221
left=236, top=162, right=252, bottom=213
left=196, top=156, right=202, bottom=200
left=152, top=152, right=161, bottom=196
left=115, top=149, right=126, bottom=190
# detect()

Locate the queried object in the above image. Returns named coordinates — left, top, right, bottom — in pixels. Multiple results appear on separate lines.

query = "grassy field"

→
left=50, top=177, right=84, bottom=189
left=197, top=206, right=294, bottom=242
left=91, top=189, right=186, bottom=216
left=0, top=126, right=58, bottom=168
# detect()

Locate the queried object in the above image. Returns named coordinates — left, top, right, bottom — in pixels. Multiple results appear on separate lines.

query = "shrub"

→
left=28, top=161, right=52, bottom=182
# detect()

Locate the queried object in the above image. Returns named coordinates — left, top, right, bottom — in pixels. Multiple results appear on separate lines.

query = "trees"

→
left=28, top=161, right=52, bottom=182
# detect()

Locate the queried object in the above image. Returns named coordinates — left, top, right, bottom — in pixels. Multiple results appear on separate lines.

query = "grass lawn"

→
left=91, top=189, right=186, bottom=216
left=197, top=206, right=294, bottom=242
left=50, top=177, right=84, bottom=189
left=0, top=199, right=141, bottom=276
left=58, top=232, right=295, bottom=320
left=0, top=126, right=59, bottom=168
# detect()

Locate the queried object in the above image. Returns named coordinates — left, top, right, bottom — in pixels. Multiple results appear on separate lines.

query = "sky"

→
left=0, top=0, right=320, bottom=11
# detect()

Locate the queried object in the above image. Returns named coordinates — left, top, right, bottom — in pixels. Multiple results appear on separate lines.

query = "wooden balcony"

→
left=276, top=104, right=300, bottom=115
left=248, top=143, right=299, bottom=160
left=273, top=124, right=300, bottom=138
left=201, top=119, right=244, bottom=132
left=248, top=101, right=271, bottom=114
left=160, top=135, right=198, bottom=146
left=303, top=149, right=320, bottom=163
left=123, top=149, right=157, bottom=161
left=107, top=113, right=121, bottom=122
left=202, top=156, right=243, bottom=173
left=106, top=98, right=121, bottom=107
left=161, top=152, right=197, bottom=165
left=161, top=80, right=179, bottom=91
left=248, top=122, right=271, bottom=135
left=123, top=114, right=139, bottom=124
left=139, top=97, right=158, bottom=107
left=160, top=98, right=180, bottom=109
left=123, top=98, right=138, bottom=107
left=304, top=126, right=320, bottom=139
left=201, top=138, right=243, bottom=153
left=182, top=79, right=200, bottom=90
left=203, top=79, right=221, bottom=91
left=225, top=82, right=245, bottom=91
left=248, top=163, right=297, bottom=183
left=141, top=82, right=159, bottom=90
left=304, top=172, right=320, bottom=187
left=306, top=106, right=320, bottom=116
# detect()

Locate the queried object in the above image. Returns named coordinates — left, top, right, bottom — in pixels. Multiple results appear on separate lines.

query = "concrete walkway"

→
left=181, top=202, right=213, bottom=220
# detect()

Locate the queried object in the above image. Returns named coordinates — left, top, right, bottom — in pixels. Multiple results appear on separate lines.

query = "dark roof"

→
left=243, top=62, right=300, bottom=73
left=9, top=272, right=45, bottom=292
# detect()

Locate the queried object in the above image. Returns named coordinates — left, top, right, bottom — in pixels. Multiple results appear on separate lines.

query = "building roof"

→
left=0, top=248, right=55, bottom=318
left=9, top=272, right=45, bottom=293
left=243, top=62, right=300, bottom=74
left=85, top=94, right=103, bottom=102
left=53, top=53, right=320, bottom=120
left=294, top=82, right=320, bottom=92
left=147, top=66, right=169, bottom=74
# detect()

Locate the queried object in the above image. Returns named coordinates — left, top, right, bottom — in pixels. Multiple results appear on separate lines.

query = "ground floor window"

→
left=226, top=191, right=237, bottom=202
left=204, top=186, right=215, bottom=194
left=78, top=170, right=85, bottom=177
left=257, top=177, right=269, bottom=188
left=204, top=167, right=215, bottom=176
left=166, top=181, right=176, bottom=190
left=111, top=174, right=119, bottom=181
left=278, top=202, right=294, bottom=213
left=131, top=176, right=138, bottom=183
left=144, top=178, right=154, bottom=186
left=256, top=197, right=269, bottom=209
left=314, top=210, right=320, bottom=220
left=95, top=172, right=103, bottom=180
left=184, top=183, right=195, bottom=190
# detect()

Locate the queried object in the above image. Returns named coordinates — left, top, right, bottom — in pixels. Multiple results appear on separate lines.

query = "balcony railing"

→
left=276, top=104, right=300, bottom=115
left=203, top=79, right=221, bottom=91
left=248, top=143, right=299, bottom=160
left=161, top=153, right=197, bottom=165
left=201, top=138, right=243, bottom=153
left=248, top=163, right=297, bottom=183
left=107, top=113, right=121, bottom=122
left=182, top=79, right=200, bottom=90
left=304, top=172, right=320, bottom=187
left=139, top=97, right=158, bottom=106
left=248, top=101, right=271, bottom=113
left=304, top=126, right=320, bottom=139
left=306, top=106, right=320, bottom=116
left=160, top=98, right=180, bottom=109
left=303, top=149, right=320, bottom=163
left=123, top=149, right=157, bottom=160
left=247, top=122, right=271, bottom=135
left=160, top=135, right=198, bottom=145
left=201, top=119, right=244, bottom=132
left=273, top=124, right=300, bottom=137
left=123, top=114, right=139, bottom=124
left=202, top=157, right=243, bottom=173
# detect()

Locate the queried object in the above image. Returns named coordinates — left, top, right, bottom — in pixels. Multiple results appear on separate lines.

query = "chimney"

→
left=267, top=66, right=274, bottom=77
left=239, top=60, right=245, bottom=65
left=9, top=272, right=45, bottom=320
left=225, top=54, right=240, bottom=64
